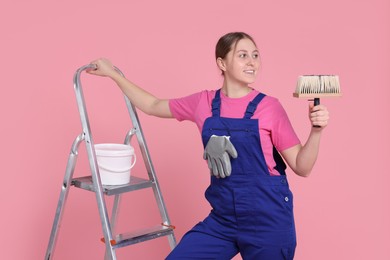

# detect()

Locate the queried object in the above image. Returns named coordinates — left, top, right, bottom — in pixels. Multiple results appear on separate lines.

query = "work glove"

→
left=203, top=135, right=238, bottom=178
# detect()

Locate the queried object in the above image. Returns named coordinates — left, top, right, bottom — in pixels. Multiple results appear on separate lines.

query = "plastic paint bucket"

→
left=95, top=143, right=136, bottom=185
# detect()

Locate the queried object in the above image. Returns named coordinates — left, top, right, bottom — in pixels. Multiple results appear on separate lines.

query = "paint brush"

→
left=293, top=75, right=342, bottom=127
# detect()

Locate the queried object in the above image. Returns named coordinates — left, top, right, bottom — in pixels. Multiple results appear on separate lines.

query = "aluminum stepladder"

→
left=45, top=64, right=176, bottom=260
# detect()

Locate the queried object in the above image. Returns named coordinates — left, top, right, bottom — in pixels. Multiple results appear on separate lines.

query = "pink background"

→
left=1, top=0, right=389, bottom=259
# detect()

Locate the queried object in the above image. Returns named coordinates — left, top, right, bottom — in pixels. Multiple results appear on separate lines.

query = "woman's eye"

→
left=239, top=53, right=247, bottom=58
left=252, top=53, right=259, bottom=59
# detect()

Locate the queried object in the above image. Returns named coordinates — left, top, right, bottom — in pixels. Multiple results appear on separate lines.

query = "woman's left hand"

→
left=309, top=103, right=329, bottom=129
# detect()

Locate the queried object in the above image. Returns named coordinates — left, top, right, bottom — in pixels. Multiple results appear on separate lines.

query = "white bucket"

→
left=95, top=143, right=136, bottom=185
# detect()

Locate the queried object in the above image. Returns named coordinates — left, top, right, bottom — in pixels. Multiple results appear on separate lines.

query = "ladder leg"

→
left=104, top=194, right=121, bottom=260
left=91, top=176, right=117, bottom=260
left=45, top=135, right=83, bottom=260
left=167, top=234, right=177, bottom=250
left=86, top=143, right=118, bottom=260
left=151, top=184, right=177, bottom=250
left=111, top=194, right=121, bottom=235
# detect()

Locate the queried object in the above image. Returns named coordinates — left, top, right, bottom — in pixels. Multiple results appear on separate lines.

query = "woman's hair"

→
left=215, top=32, right=257, bottom=60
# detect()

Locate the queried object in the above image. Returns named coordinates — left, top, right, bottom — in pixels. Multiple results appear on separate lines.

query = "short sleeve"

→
left=270, top=100, right=301, bottom=151
left=256, top=97, right=300, bottom=152
left=168, top=91, right=203, bottom=122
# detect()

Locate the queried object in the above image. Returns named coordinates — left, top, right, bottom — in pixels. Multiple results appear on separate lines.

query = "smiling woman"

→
left=88, top=31, right=330, bottom=260
left=1, top=0, right=388, bottom=258
left=216, top=37, right=260, bottom=97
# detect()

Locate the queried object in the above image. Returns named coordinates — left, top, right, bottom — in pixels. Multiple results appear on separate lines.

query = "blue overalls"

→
left=167, top=90, right=296, bottom=259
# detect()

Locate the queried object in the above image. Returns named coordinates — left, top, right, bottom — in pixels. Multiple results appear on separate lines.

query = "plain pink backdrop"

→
left=1, top=0, right=389, bottom=259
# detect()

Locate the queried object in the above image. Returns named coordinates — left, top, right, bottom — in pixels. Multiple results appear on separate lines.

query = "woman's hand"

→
left=309, top=103, right=329, bottom=129
left=87, top=58, right=118, bottom=78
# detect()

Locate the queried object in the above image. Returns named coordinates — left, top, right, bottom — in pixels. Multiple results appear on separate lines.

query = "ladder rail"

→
left=124, top=97, right=177, bottom=248
left=73, top=64, right=117, bottom=259
left=109, top=71, right=176, bottom=248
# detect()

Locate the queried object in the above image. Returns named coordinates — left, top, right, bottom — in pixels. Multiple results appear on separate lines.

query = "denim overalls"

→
left=167, top=90, right=296, bottom=259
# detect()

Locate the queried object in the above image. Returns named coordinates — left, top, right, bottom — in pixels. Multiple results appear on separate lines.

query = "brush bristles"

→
left=294, top=75, right=341, bottom=98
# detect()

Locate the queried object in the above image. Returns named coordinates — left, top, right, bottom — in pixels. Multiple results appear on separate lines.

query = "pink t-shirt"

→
left=169, top=89, right=300, bottom=176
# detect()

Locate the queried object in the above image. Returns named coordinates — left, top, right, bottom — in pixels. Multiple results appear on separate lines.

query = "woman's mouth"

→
left=244, top=70, right=255, bottom=74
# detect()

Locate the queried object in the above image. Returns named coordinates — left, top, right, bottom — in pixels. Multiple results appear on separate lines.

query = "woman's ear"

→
left=216, top=57, right=226, bottom=72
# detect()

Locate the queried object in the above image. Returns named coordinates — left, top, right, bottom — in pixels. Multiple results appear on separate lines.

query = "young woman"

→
left=88, top=32, right=329, bottom=260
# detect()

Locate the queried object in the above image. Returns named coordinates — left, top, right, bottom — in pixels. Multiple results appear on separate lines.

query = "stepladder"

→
left=45, top=64, right=176, bottom=259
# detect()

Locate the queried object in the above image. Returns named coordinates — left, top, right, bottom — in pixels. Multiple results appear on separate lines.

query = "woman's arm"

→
left=87, top=58, right=173, bottom=118
left=281, top=103, right=329, bottom=177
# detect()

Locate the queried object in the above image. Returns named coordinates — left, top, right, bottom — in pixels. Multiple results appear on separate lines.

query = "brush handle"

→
left=313, top=98, right=321, bottom=128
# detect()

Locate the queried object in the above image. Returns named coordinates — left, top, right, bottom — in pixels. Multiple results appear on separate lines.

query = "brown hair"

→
left=215, top=32, right=257, bottom=60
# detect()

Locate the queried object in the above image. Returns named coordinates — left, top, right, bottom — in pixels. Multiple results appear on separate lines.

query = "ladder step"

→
left=102, top=225, right=175, bottom=249
left=71, top=176, right=154, bottom=196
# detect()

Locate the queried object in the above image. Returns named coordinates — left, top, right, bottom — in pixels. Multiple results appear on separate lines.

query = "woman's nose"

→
left=247, top=57, right=255, bottom=65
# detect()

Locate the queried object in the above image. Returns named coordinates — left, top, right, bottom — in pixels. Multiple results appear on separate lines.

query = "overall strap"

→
left=244, top=92, right=266, bottom=119
left=242, top=92, right=287, bottom=175
left=211, top=89, right=222, bottom=117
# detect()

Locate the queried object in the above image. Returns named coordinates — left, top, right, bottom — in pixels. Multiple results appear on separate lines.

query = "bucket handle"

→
left=97, top=154, right=136, bottom=173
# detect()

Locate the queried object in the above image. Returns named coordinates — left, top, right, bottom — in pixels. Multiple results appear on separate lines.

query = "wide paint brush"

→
left=293, top=75, right=342, bottom=127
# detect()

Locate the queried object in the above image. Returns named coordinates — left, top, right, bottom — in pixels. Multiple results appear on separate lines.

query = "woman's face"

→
left=220, top=38, right=260, bottom=86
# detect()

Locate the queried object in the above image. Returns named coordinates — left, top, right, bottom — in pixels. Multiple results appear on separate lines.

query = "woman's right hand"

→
left=87, top=58, right=118, bottom=78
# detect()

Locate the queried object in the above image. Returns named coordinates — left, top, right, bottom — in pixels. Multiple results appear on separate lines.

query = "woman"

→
left=88, top=32, right=329, bottom=260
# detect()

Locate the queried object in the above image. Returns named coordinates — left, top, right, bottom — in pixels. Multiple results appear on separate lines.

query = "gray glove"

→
left=203, top=135, right=238, bottom=178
